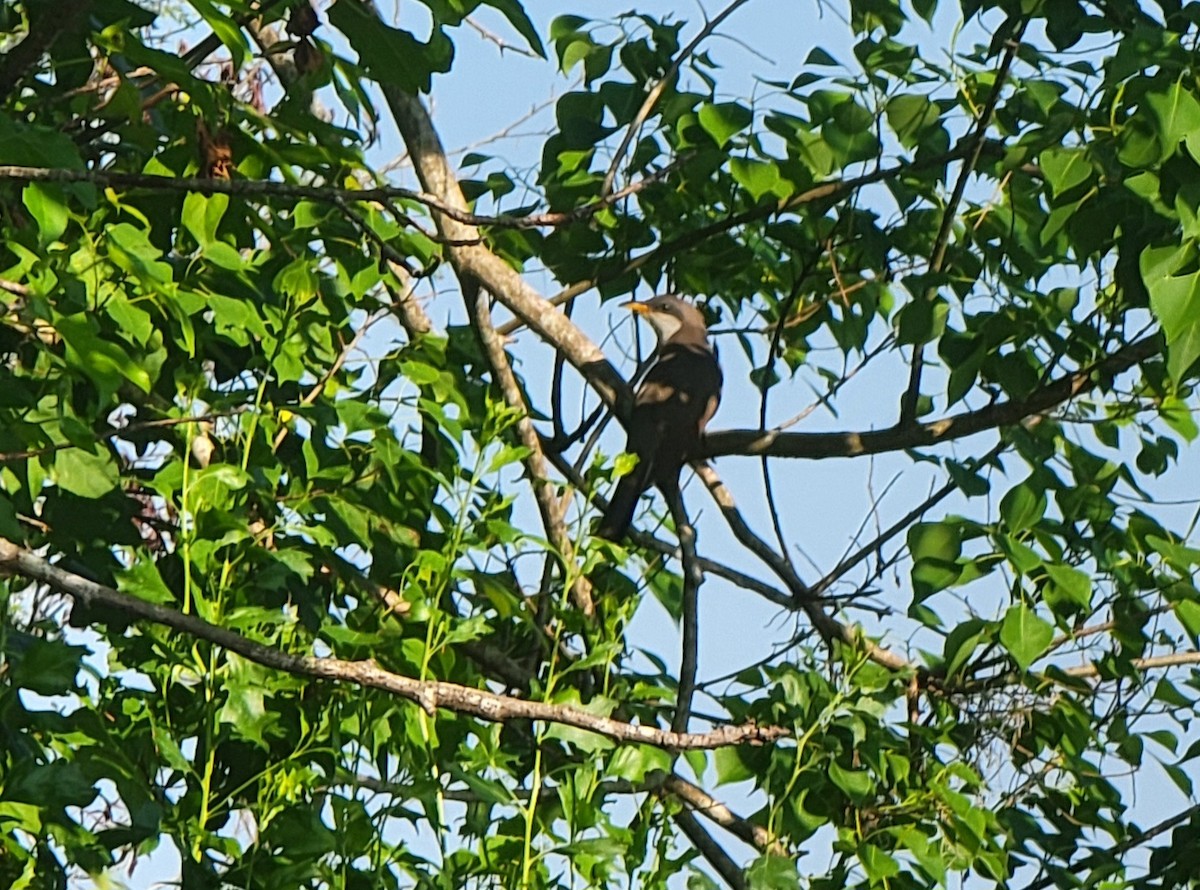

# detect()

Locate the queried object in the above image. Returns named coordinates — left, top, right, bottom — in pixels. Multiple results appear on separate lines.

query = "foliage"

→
left=1, top=0, right=1200, bottom=888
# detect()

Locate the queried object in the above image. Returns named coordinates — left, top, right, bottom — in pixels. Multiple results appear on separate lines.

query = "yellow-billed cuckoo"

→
left=596, top=295, right=722, bottom=541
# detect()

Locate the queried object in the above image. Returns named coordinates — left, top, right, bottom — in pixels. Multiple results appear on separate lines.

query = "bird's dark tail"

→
left=595, top=468, right=648, bottom=541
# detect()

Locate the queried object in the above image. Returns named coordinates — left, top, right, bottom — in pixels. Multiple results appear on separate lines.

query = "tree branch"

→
left=811, top=439, right=1006, bottom=596
left=539, top=444, right=798, bottom=609
left=694, top=465, right=913, bottom=673
left=665, top=487, right=702, bottom=734
left=0, top=163, right=675, bottom=236
left=900, top=21, right=1027, bottom=423
left=670, top=806, right=747, bottom=890
left=1021, top=802, right=1200, bottom=890
left=466, top=281, right=595, bottom=616
left=374, top=89, right=632, bottom=420
left=702, top=333, right=1160, bottom=459
left=1062, top=651, right=1200, bottom=678
left=515, top=140, right=994, bottom=332
left=0, top=539, right=785, bottom=750
left=661, top=774, right=784, bottom=857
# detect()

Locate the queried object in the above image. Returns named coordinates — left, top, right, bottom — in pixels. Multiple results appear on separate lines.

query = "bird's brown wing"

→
left=596, top=344, right=721, bottom=540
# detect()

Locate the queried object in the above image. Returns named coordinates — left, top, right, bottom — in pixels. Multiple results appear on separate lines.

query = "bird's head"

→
left=622, top=294, right=710, bottom=345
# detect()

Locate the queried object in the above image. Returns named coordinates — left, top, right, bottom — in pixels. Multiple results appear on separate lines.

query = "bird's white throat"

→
left=646, top=313, right=683, bottom=343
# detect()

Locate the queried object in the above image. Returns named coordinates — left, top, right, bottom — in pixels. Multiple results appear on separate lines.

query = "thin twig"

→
left=601, top=0, right=754, bottom=196
left=1021, top=802, right=1200, bottom=890
left=0, top=413, right=238, bottom=464
left=811, top=439, right=1006, bottom=596
left=501, top=140, right=996, bottom=336
left=695, top=464, right=913, bottom=673
left=758, top=269, right=812, bottom=561
left=900, top=21, right=1028, bottom=423
left=0, top=162, right=682, bottom=233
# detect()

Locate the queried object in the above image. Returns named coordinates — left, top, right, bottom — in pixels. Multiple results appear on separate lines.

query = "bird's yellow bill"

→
left=622, top=301, right=651, bottom=315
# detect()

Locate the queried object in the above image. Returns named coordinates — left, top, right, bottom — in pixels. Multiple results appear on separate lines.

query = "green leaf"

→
left=714, top=746, right=755, bottom=785
left=1148, top=534, right=1200, bottom=569
left=54, top=447, right=120, bottom=498
left=1044, top=564, right=1092, bottom=610
left=482, top=0, right=545, bottom=58
left=828, top=760, right=872, bottom=802
left=805, top=47, right=839, bottom=66
left=730, top=157, right=782, bottom=201
left=886, top=94, right=939, bottom=148
left=745, top=854, right=800, bottom=890
left=0, top=116, right=84, bottom=169
left=7, top=638, right=85, bottom=695
left=1040, top=146, right=1091, bottom=197
left=895, top=296, right=948, bottom=346
left=218, top=655, right=278, bottom=747
left=328, top=1, right=454, bottom=94
left=57, top=314, right=153, bottom=394
left=106, top=222, right=173, bottom=285
left=190, top=0, right=248, bottom=69
left=22, top=182, right=69, bottom=242
left=549, top=14, right=589, bottom=41
left=698, top=102, right=752, bottom=148
left=561, top=37, right=595, bottom=75
left=909, top=521, right=963, bottom=600
left=190, top=463, right=250, bottom=511
left=274, top=258, right=320, bottom=303
left=1154, top=678, right=1193, bottom=709
left=999, top=604, right=1053, bottom=671
left=1145, top=82, right=1200, bottom=158
left=1000, top=482, right=1046, bottom=532
left=1164, top=762, right=1194, bottom=796
left=1174, top=598, right=1200, bottom=643
left=859, top=843, right=900, bottom=881
left=181, top=192, right=228, bottom=246
left=6, top=761, right=96, bottom=808
left=894, top=826, right=946, bottom=883
left=608, top=745, right=671, bottom=782
left=1161, top=396, right=1199, bottom=441
left=908, top=521, right=961, bottom=563
left=1146, top=267, right=1200, bottom=382
left=116, top=559, right=177, bottom=605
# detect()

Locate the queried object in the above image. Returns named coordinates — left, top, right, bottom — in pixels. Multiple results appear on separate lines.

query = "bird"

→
left=595, top=295, right=723, bottom=541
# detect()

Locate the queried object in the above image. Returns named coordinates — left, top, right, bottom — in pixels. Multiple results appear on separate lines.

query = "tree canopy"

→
left=2, top=0, right=1200, bottom=888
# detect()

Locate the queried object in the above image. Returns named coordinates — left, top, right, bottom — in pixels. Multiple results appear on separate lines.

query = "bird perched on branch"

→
left=595, top=295, right=722, bottom=541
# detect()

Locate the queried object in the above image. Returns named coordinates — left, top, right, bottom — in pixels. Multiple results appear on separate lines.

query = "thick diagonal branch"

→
left=0, top=539, right=784, bottom=750
left=671, top=806, right=747, bottom=890
left=466, top=282, right=594, bottom=616
left=372, top=85, right=632, bottom=419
